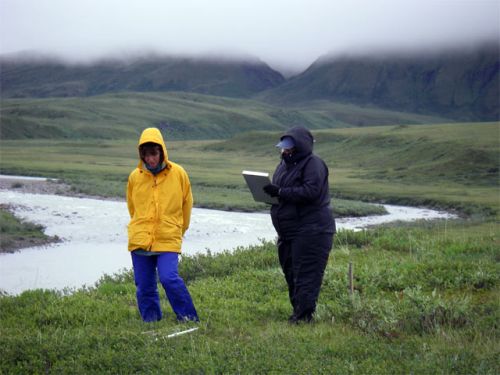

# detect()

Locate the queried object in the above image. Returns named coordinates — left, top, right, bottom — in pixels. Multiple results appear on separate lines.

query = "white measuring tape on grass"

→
left=142, top=327, right=199, bottom=339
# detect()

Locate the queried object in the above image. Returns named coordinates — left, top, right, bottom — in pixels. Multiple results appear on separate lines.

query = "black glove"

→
left=263, top=184, right=280, bottom=197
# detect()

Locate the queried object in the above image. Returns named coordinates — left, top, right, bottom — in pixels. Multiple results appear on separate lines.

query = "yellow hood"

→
left=137, top=127, right=171, bottom=169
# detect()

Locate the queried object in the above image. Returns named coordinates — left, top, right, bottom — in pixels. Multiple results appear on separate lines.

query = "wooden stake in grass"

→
left=348, top=262, right=354, bottom=297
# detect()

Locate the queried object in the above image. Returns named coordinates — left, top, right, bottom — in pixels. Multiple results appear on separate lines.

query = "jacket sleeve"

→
left=279, top=157, right=327, bottom=203
left=182, top=172, right=193, bottom=235
left=126, top=174, right=135, bottom=218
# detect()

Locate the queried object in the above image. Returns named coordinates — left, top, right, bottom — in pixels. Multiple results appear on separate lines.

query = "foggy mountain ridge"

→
left=261, top=44, right=499, bottom=121
left=1, top=45, right=498, bottom=121
left=0, top=55, right=286, bottom=99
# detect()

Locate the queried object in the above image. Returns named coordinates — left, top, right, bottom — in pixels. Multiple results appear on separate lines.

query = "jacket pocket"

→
left=157, top=218, right=182, bottom=242
left=128, top=228, right=151, bottom=249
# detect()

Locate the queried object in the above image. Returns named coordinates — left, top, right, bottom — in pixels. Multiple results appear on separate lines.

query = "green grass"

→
left=0, top=117, right=498, bottom=372
left=1, top=122, right=498, bottom=216
left=0, top=138, right=385, bottom=216
left=1, top=220, right=498, bottom=373
left=206, top=122, right=500, bottom=217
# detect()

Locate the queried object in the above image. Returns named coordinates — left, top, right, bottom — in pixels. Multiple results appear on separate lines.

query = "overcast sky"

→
left=1, top=0, right=499, bottom=73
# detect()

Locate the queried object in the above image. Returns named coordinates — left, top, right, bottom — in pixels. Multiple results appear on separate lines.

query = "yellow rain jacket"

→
left=127, top=128, right=193, bottom=252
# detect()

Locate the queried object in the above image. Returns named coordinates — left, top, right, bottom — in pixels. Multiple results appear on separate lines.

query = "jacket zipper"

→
left=149, top=175, right=158, bottom=251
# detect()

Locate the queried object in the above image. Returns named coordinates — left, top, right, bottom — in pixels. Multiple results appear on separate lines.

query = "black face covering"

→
left=282, top=151, right=299, bottom=164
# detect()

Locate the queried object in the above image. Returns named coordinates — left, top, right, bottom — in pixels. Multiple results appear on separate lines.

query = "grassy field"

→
left=0, top=137, right=385, bottom=215
left=1, top=121, right=497, bottom=215
left=0, top=220, right=498, bottom=373
left=206, top=122, right=500, bottom=217
left=0, top=120, right=498, bottom=373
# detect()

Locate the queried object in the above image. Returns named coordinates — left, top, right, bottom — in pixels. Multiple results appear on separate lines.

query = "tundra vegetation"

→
left=0, top=92, right=498, bottom=373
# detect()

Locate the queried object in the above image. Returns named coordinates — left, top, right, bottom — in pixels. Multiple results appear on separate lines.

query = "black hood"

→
left=280, top=126, right=314, bottom=162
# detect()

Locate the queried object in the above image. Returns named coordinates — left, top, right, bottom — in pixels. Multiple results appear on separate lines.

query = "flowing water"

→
left=0, top=190, right=456, bottom=295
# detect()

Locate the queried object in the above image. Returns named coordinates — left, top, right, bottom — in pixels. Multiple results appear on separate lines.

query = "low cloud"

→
left=1, top=0, right=498, bottom=73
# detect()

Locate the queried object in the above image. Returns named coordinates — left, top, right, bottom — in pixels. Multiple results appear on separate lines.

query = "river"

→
left=0, top=190, right=456, bottom=295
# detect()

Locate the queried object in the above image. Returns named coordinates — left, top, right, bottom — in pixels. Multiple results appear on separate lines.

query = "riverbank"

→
left=0, top=174, right=386, bottom=253
left=0, top=190, right=456, bottom=294
left=1, top=219, right=498, bottom=373
left=0, top=204, right=60, bottom=253
left=0, top=180, right=454, bottom=257
left=0, top=176, right=113, bottom=253
left=0, top=175, right=117, bottom=200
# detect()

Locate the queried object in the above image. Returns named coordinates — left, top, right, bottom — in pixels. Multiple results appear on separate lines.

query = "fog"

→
left=1, top=0, right=499, bottom=74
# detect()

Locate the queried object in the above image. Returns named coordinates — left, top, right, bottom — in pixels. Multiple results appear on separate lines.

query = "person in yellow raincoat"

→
left=127, top=127, right=199, bottom=322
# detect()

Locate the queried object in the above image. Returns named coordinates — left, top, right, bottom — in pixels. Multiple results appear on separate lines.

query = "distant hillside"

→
left=260, top=45, right=499, bottom=121
left=0, top=92, right=451, bottom=140
left=0, top=55, right=285, bottom=98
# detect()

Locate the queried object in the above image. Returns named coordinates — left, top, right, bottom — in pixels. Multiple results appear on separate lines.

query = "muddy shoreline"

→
left=0, top=176, right=117, bottom=200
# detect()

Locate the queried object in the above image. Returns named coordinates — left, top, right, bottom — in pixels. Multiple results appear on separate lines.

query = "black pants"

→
left=277, top=234, right=333, bottom=320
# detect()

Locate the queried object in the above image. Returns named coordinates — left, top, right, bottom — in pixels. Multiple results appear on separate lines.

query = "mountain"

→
left=260, top=45, right=499, bottom=121
left=1, top=46, right=498, bottom=122
left=0, top=55, right=285, bottom=98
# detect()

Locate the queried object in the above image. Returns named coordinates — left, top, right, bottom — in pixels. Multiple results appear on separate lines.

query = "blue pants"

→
left=131, top=252, right=199, bottom=322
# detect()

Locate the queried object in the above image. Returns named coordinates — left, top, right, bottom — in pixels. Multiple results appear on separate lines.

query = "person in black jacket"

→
left=263, top=126, right=336, bottom=323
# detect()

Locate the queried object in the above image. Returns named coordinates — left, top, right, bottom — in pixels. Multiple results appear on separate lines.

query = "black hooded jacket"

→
left=270, top=126, right=336, bottom=239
